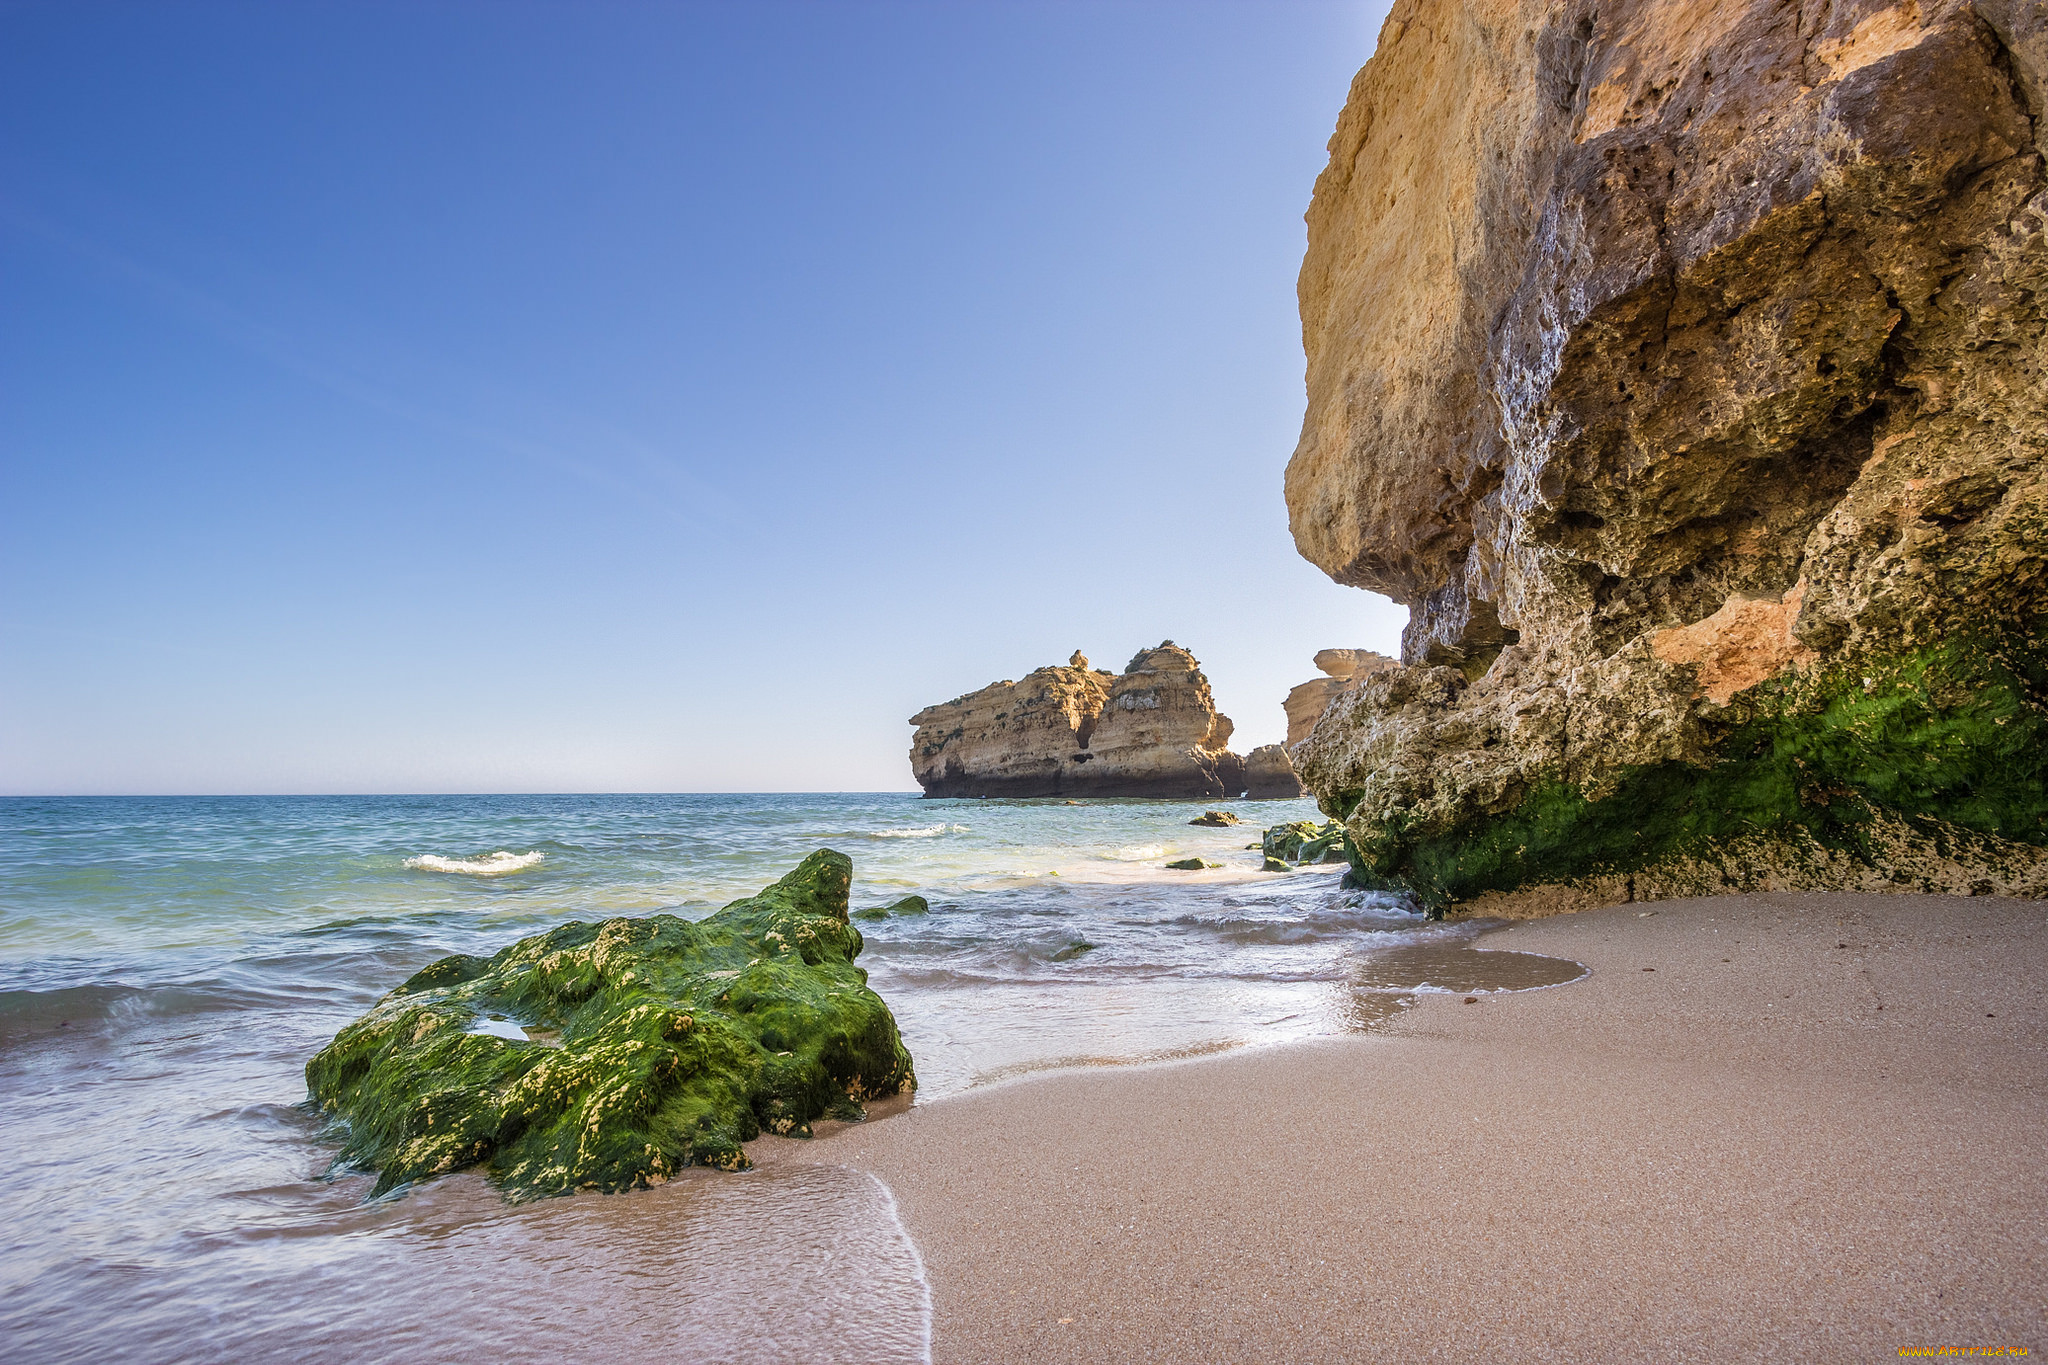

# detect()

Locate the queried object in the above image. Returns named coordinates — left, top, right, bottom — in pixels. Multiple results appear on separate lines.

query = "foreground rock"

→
left=909, top=643, right=1247, bottom=798
left=1283, top=650, right=1398, bottom=750
left=1286, top=0, right=2048, bottom=913
left=1244, top=743, right=1306, bottom=798
left=306, top=851, right=914, bottom=1199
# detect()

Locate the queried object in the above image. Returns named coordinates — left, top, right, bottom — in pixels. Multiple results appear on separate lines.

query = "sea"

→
left=0, top=793, right=1582, bottom=1363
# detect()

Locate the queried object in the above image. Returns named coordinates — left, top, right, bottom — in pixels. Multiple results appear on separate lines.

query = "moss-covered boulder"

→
left=1262, top=819, right=1347, bottom=866
left=852, top=894, right=929, bottom=921
left=305, top=850, right=914, bottom=1200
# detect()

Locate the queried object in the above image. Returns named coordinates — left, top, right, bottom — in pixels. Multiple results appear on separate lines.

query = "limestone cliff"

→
left=1283, top=649, right=1399, bottom=750
left=1245, top=744, right=1307, bottom=799
left=1287, top=0, right=2048, bottom=913
left=909, top=643, right=1247, bottom=798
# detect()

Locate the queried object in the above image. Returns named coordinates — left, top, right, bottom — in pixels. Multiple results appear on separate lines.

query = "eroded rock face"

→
left=305, top=851, right=913, bottom=1199
left=1288, top=0, right=2048, bottom=912
left=1245, top=743, right=1307, bottom=798
left=1283, top=649, right=1399, bottom=749
left=909, top=642, right=1246, bottom=798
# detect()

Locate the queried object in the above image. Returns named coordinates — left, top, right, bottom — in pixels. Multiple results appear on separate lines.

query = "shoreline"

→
left=767, top=891, right=2046, bottom=1361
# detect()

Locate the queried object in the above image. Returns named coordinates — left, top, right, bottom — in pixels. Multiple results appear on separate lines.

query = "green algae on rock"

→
left=1262, top=820, right=1347, bottom=867
left=1332, top=627, right=2048, bottom=914
left=852, top=894, right=929, bottom=921
left=305, top=850, right=914, bottom=1200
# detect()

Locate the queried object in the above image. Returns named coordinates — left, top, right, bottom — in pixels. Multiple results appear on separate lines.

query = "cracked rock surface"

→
left=1287, top=0, right=2048, bottom=913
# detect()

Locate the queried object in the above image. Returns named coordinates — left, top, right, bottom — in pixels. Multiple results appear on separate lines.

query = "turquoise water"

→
left=0, top=792, right=1539, bottom=1362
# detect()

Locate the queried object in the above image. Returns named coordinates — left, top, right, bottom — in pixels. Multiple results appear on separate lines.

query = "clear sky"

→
left=0, top=0, right=1401, bottom=795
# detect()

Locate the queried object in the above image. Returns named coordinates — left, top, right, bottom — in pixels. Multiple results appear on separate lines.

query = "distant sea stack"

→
left=1286, top=0, right=2048, bottom=913
left=909, top=643, right=1248, bottom=798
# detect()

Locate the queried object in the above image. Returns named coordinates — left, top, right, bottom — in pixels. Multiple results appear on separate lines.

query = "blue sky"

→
left=0, top=0, right=1400, bottom=794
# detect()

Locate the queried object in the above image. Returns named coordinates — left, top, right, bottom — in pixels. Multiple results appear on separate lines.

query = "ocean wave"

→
left=869, top=824, right=968, bottom=839
left=1106, top=844, right=1167, bottom=862
left=0, top=982, right=282, bottom=1044
left=403, top=850, right=546, bottom=876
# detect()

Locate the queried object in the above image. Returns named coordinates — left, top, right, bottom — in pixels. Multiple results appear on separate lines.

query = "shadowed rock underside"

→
left=1287, top=0, right=2048, bottom=912
left=305, top=851, right=914, bottom=1199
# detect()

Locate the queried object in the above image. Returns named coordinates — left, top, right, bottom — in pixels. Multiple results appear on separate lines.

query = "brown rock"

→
left=1286, top=0, right=2048, bottom=911
left=1283, top=649, right=1397, bottom=749
left=1245, top=744, right=1306, bottom=799
left=909, top=642, right=1246, bottom=798
left=1311, top=649, right=1393, bottom=680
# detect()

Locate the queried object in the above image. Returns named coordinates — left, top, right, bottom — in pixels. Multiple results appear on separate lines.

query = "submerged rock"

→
left=1244, top=743, right=1306, bottom=799
left=852, top=894, right=930, bottom=921
left=1285, top=0, right=2048, bottom=913
left=305, top=851, right=914, bottom=1200
left=908, top=641, right=1247, bottom=798
left=1165, top=857, right=1218, bottom=870
left=1189, top=810, right=1241, bottom=827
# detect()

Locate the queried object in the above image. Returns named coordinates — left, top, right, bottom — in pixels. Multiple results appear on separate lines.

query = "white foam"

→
left=403, top=850, right=545, bottom=876
left=871, top=824, right=967, bottom=839
left=1107, top=844, right=1167, bottom=862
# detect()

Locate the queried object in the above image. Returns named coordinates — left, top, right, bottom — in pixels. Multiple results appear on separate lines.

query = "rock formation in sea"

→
left=1262, top=818, right=1348, bottom=870
left=909, top=642, right=1248, bottom=798
left=1244, top=744, right=1306, bottom=799
left=1285, top=0, right=2048, bottom=913
left=305, top=851, right=914, bottom=1197
left=1283, top=649, right=1399, bottom=750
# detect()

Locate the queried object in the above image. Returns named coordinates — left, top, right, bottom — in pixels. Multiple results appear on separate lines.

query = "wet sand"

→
left=775, top=892, right=2046, bottom=1361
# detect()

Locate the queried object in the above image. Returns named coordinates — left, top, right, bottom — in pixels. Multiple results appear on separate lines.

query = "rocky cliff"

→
left=910, top=643, right=1248, bottom=798
left=1283, top=649, right=1400, bottom=749
left=1287, top=0, right=2048, bottom=913
left=1245, top=744, right=1307, bottom=798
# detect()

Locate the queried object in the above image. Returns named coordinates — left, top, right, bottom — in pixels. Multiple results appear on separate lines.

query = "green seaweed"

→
left=305, top=850, right=914, bottom=1200
left=1355, top=627, right=2048, bottom=912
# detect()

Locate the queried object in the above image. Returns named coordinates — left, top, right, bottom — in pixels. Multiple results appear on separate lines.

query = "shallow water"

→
left=0, top=793, right=1583, bottom=1361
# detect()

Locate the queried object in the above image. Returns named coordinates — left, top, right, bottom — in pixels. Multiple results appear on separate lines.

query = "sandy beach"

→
left=774, top=892, right=2047, bottom=1361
